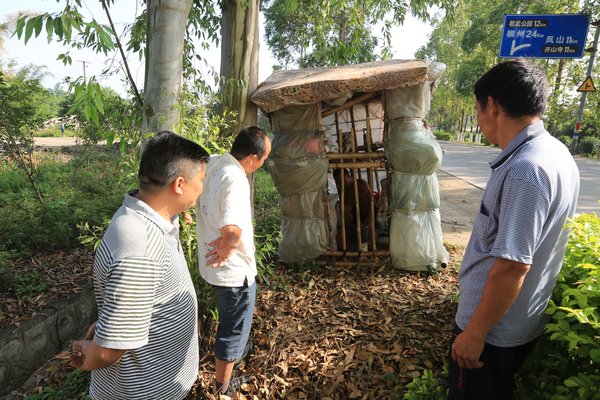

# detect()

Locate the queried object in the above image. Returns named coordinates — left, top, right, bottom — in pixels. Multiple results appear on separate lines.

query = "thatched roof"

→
left=250, top=59, right=431, bottom=113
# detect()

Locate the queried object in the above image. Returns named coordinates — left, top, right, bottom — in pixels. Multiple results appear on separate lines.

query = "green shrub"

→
left=558, top=135, right=573, bottom=149
left=403, top=369, right=446, bottom=400
left=516, top=213, right=600, bottom=399
left=0, top=150, right=125, bottom=255
left=579, top=136, right=600, bottom=156
left=434, top=131, right=453, bottom=141
left=14, top=271, right=47, bottom=298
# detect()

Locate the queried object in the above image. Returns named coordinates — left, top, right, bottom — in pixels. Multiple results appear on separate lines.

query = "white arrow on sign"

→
left=510, top=40, right=532, bottom=56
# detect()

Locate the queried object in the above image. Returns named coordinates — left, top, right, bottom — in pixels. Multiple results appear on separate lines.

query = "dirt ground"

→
left=437, top=169, right=482, bottom=249
left=4, top=170, right=483, bottom=400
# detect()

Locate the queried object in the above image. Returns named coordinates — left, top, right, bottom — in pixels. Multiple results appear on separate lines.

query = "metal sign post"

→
left=571, top=21, right=599, bottom=154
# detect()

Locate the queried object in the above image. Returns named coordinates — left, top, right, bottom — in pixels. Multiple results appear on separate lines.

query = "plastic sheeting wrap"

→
left=268, top=105, right=329, bottom=263
left=389, top=209, right=448, bottom=270
left=384, top=83, right=449, bottom=271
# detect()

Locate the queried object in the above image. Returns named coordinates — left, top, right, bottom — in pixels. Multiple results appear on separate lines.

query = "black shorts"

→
left=447, top=325, right=537, bottom=400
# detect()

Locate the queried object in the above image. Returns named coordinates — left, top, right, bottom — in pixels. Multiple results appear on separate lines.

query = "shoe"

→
left=215, top=375, right=250, bottom=397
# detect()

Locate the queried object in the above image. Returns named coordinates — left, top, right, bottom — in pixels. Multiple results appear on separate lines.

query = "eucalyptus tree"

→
left=262, top=0, right=458, bottom=68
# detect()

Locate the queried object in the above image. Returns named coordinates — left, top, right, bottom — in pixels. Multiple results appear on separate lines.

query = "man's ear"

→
left=172, top=176, right=185, bottom=195
left=487, top=96, right=500, bottom=115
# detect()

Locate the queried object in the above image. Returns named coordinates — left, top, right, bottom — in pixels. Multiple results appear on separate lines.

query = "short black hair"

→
left=139, top=131, right=209, bottom=190
left=474, top=60, right=548, bottom=118
left=230, top=126, right=268, bottom=160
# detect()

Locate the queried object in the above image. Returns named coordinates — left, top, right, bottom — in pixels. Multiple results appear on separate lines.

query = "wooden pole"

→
left=349, top=118, right=362, bottom=249
left=364, top=102, right=377, bottom=251
left=321, top=92, right=379, bottom=118
left=336, top=121, right=347, bottom=253
left=327, top=152, right=385, bottom=160
left=329, top=161, right=386, bottom=169
left=323, top=250, right=390, bottom=257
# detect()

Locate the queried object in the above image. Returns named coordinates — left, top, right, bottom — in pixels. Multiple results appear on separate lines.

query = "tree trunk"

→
left=143, top=0, right=193, bottom=134
left=547, top=59, right=565, bottom=135
left=220, top=0, right=259, bottom=131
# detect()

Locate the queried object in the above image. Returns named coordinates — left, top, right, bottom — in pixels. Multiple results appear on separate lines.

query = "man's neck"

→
left=135, top=190, right=175, bottom=223
left=498, top=115, right=541, bottom=149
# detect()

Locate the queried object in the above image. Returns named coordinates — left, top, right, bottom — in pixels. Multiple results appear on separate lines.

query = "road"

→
left=438, top=140, right=600, bottom=215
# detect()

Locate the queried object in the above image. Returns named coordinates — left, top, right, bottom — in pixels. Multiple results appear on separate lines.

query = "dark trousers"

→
left=448, top=325, right=537, bottom=400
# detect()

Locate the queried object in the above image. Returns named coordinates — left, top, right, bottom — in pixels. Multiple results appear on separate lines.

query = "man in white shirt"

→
left=196, top=126, right=271, bottom=396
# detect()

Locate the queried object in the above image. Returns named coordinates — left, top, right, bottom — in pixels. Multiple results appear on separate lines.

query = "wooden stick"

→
left=327, top=152, right=386, bottom=160
left=329, top=161, right=386, bottom=169
left=348, top=124, right=362, bottom=247
left=321, top=92, right=380, bottom=118
left=364, top=102, right=377, bottom=252
left=337, top=126, right=347, bottom=253
left=315, top=260, right=388, bottom=267
left=322, top=250, right=390, bottom=257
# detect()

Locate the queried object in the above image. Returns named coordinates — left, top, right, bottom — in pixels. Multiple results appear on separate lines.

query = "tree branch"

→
left=101, top=0, right=144, bottom=106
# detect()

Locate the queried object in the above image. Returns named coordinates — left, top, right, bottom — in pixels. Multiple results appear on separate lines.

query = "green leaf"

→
left=24, top=18, right=36, bottom=45
left=53, top=17, right=64, bottom=39
left=45, top=16, right=54, bottom=42
left=15, top=16, right=26, bottom=39
left=61, top=14, right=72, bottom=42
left=33, top=15, right=43, bottom=37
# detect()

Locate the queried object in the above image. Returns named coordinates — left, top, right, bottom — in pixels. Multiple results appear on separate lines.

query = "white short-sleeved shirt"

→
left=90, top=191, right=199, bottom=400
left=196, top=153, right=256, bottom=287
left=456, top=122, right=579, bottom=347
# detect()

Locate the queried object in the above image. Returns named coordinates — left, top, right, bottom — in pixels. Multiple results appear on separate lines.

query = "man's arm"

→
left=205, top=225, right=243, bottom=267
left=70, top=321, right=127, bottom=370
left=71, top=339, right=128, bottom=370
left=452, top=257, right=530, bottom=369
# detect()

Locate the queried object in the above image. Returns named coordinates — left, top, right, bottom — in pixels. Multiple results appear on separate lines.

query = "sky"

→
left=0, top=0, right=434, bottom=97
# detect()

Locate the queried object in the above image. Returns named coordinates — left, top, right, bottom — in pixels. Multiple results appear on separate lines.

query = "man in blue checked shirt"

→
left=448, top=60, right=580, bottom=400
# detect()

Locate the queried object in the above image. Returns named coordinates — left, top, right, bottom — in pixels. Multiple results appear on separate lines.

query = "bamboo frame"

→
left=364, top=102, right=377, bottom=252
left=336, top=120, right=347, bottom=253
left=321, top=92, right=380, bottom=118
left=348, top=117, right=363, bottom=249
left=327, top=152, right=385, bottom=160
left=329, top=161, right=386, bottom=169
left=323, top=250, right=390, bottom=257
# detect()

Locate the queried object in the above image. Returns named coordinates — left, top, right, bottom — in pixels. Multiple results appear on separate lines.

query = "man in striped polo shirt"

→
left=70, top=132, right=209, bottom=400
left=448, top=61, right=580, bottom=399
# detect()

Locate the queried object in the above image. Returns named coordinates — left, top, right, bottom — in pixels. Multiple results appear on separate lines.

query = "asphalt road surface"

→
left=438, top=140, right=600, bottom=215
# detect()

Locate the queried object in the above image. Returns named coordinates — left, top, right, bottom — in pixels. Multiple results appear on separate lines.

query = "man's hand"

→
left=205, top=237, right=235, bottom=267
left=451, top=330, right=485, bottom=369
left=205, top=225, right=243, bottom=267
left=69, top=339, right=92, bottom=369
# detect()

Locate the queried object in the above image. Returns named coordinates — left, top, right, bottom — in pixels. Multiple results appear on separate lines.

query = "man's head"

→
left=230, top=126, right=272, bottom=173
left=474, top=60, right=548, bottom=118
left=139, top=131, right=210, bottom=210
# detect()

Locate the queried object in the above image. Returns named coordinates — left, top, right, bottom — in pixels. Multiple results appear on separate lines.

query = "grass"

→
left=0, top=147, right=129, bottom=256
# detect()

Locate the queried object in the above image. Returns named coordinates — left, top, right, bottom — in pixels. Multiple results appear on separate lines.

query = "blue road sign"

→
left=499, top=14, right=589, bottom=59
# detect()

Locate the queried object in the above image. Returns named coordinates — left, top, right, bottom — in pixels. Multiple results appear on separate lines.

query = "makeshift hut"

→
left=250, top=59, right=449, bottom=271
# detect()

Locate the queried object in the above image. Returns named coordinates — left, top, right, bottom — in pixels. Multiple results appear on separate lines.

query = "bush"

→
left=0, top=149, right=126, bottom=256
left=434, top=131, right=453, bottom=141
left=516, top=213, right=600, bottom=399
left=403, top=369, right=446, bottom=400
left=558, top=135, right=573, bottom=149
left=579, top=136, right=600, bottom=156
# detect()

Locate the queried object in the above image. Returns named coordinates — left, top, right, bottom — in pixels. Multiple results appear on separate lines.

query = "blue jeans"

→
left=212, top=279, right=256, bottom=362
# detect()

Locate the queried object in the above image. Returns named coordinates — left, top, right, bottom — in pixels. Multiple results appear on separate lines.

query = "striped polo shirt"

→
left=456, top=121, right=579, bottom=347
left=89, top=191, right=199, bottom=400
